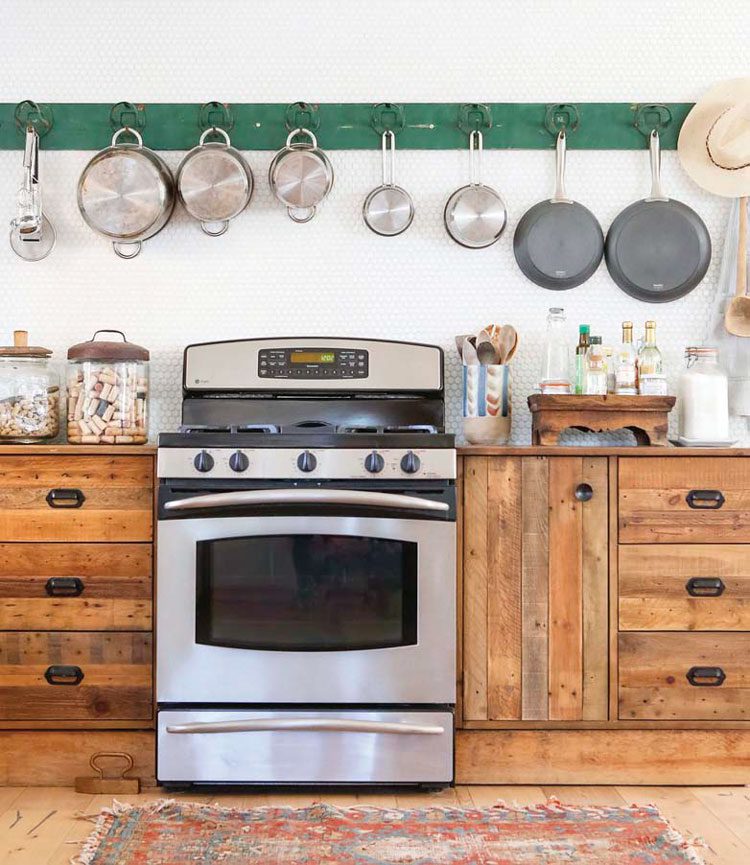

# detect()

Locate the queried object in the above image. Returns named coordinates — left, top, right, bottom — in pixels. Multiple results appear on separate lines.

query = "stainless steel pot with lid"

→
left=77, top=127, right=175, bottom=259
left=177, top=127, right=254, bottom=237
left=268, top=128, right=334, bottom=223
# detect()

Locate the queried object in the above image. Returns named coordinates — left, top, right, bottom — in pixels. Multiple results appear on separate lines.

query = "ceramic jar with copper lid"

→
left=66, top=330, right=149, bottom=444
left=0, top=330, right=60, bottom=441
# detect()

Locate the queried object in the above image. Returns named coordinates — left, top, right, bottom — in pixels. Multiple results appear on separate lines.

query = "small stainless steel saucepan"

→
left=363, top=130, right=414, bottom=236
left=177, top=127, right=254, bottom=237
left=77, top=127, right=175, bottom=259
left=444, top=130, right=507, bottom=249
left=268, top=128, right=334, bottom=223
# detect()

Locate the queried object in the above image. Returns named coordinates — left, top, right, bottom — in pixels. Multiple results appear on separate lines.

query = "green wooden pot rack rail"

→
left=0, top=101, right=693, bottom=150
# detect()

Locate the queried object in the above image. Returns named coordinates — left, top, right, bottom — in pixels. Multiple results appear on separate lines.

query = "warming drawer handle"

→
left=686, top=666, right=726, bottom=687
left=46, top=488, right=86, bottom=509
left=686, top=489, right=725, bottom=509
left=685, top=577, right=725, bottom=597
left=45, top=577, right=85, bottom=597
left=164, top=488, right=449, bottom=513
left=166, top=719, right=446, bottom=735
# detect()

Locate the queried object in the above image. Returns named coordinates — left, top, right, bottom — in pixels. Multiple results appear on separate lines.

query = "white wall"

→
left=1, top=0, right=748, bottom=442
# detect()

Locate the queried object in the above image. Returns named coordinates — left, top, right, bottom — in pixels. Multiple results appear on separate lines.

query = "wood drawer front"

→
left=619, top=545, right=750, bottom=631
left=0, top=543, right=152, bottom=631
left=0, top=456, right=153, bottom=542
left=0, top=632, right=152, bottom=721
left=619, top=457, right=750, bottom=543
left=619, top=632, right=750, bottom=721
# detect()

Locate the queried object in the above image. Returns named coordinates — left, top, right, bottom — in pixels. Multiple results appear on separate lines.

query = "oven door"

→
left=157, top=489, right=455, bottom=705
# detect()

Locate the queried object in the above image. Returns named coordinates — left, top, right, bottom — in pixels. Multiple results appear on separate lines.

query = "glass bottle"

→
left=574, top=324, right=590, bottom=395
left=539, top=307, right=571, bottom=393
left=615, top=321, right=638, bottom=395
left=638, top=320, right=666, bottom=395
left=585, top=336, right=607, bottom=395
left=678, top=347, right=729, bottom=442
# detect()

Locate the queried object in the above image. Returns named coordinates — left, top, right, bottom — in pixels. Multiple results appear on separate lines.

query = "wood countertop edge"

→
left=0, top=444, right=157, bottom=455
left=457, top=445, right=750, bottom=456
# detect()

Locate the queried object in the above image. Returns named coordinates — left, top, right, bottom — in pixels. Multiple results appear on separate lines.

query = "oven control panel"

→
left=258, top=347, right=369, bottom=380
left=158, top=447, right=456, bottom=481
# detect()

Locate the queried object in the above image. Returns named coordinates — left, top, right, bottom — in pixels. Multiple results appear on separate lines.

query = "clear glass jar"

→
left=539, top=307, right=571, bottom=393
left=66, top=330, right=149, bottom=445
left=678, top=347, right=729, bottom=442
left=0, top=331, right=59, bottom=442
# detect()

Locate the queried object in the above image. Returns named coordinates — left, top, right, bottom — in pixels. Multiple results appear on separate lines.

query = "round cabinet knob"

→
left=575, top=482, right=593, bottom=502
left=364, top=451, right=385, bottom=474
left=297, top=450, right=317, bottom=473
left=193, top=450, right=214, bottom=473
left=229, top=451, right=249, bottom=473
left=400, top=451, right=421, bottom=474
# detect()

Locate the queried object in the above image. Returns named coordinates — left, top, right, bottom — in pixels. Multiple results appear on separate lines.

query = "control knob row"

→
left=363, top=450, right=421, bottom=474
left=193, top=450, right=249, bottom=473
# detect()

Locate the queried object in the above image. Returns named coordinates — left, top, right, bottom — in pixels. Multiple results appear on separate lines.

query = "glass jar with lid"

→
left=67, top=330, right=149, bottom=444
left=678, top=347, right=730, bottom=444
left=0, top=330, right=60, bottom=442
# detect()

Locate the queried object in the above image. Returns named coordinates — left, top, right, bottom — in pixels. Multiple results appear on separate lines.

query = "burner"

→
left=384, top=424, right=438, bottom=434
left=178, top=424, right=279, bottom=435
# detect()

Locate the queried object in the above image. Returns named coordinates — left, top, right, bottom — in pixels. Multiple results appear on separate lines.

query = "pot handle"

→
left=200, top=220, right=230, bottom=237
left=112, top=240, right=142, bottom=259
left=199, top=127, right=231, bottom=147
left=111, top=127, right=143, bottom=148
left=285, top=127, right=317, bottom=150
left=287, top=205, right=316, bottom=223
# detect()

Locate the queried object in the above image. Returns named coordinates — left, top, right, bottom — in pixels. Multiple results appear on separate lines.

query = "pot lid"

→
left=67, top=329, right=150, bottom=361
left=0, top=330, right=52, bottom=358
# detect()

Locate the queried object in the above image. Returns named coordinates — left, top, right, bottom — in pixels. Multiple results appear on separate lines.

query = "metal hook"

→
left=544, top=104, right=580, bottom=137
left=14, top=100, right=53, bottom=138
left=284, top=101, right=320, bottom=133
left=633, top=103, right=672, bottom=139
left=109, top=102, right=146, bottom=133
left=371, top=103, right=405, bottom=136
left=458, top=103, right=492, bottom=136
left=199, top=101, right=234, bottom=134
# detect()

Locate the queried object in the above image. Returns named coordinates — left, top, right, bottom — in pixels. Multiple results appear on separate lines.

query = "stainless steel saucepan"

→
left=77, top=127, right=175, bottom=259
left=444, top=130, right=506, bottom=248
left=268, top=128, right=334, bottom=223
left=177, top=127, right=254, bottom=237
left=363, top=130, right=414, bottom=236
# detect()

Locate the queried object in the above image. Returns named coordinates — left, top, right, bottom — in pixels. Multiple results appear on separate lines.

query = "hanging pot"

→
left=268, top=128, right=334, bottom=223
left=77, top=127, right=175, bottom=259
left=176, top=127, right=254, bottom=237
left=363, top=130, right=414, bottom=236
left=444, top=130, right=506, bottom=249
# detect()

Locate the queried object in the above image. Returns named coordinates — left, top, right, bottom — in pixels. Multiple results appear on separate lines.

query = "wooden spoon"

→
left=725, top=197, right=750, bottom=337
left=455, top=334, right=472, bottom=360
left=496, top=325, right=517, bottom=363
left=475, top=329, right=498, bottom=364
left=462, top=336, right=479, bottom=365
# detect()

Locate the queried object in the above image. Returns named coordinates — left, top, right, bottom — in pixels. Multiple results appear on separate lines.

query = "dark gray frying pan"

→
left=514, top=130, right=604, bottom=290
left=605, top=130, right=711, bottom=303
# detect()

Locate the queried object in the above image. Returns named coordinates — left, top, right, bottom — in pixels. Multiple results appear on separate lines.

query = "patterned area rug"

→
left=75, top=799, right=706, bottom=864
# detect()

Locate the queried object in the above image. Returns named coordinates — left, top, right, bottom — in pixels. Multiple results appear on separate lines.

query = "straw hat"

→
left=678, top=77, right=750, bottom=197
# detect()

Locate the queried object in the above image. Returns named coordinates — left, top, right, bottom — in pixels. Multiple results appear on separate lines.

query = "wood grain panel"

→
left=619, top=632, right=750, bottom=721
left=619, top=457, right=750, bottom=543
left=487, top=457, right=522, bottom=720
left=581, top=458, right=609, bottom=720
left=521, top=457, right=549, bottom=721
left=0, top=543, right=152, bottom=631
left=0, top=632, right=152, bottom=721
left=462, top=457, right=489, bottom=720
left=619, top=544, right=750, bottom=631
left=548, top=458, right=583, bottom=720
left=0, top=456, right=153, bottom=542
left=455, top=729, right=750, bottom=784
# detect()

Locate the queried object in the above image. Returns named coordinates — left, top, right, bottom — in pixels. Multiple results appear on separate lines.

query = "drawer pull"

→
left=686, top=489, right=725, bottom=509
left=685, top=577, right=725, bottom=597
left=574, top=483, right=594, bottom=502
left=686, top=666, right=726, bottom=687
left=46, top=488, right=86, bottom=509
left=44, top=665, right=84, bottom=686
left=45, top=577, right=85, bottom=597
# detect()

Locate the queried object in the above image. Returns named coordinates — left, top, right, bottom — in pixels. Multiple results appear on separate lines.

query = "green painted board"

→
left=0, top=102, right=694, bottom=150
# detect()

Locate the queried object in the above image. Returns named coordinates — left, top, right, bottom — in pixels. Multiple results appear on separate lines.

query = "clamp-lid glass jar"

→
left=67, top=330, right=149, bottom=444
left=0, top=330, right=60, bottom=442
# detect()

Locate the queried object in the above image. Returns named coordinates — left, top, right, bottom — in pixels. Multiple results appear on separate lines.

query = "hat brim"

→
left=678, top=77, right=750, bottom=198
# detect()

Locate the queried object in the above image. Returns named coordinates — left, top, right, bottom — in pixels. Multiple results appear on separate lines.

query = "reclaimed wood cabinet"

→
left=457, top=449, right=750, bottom=785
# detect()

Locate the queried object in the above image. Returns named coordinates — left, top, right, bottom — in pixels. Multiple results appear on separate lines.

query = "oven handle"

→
left=166, top=719, right=445, bottom=735
left=164, top=488, right=449, bottom=513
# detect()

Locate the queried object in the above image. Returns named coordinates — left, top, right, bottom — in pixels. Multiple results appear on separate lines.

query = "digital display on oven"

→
left=291, top=352, right=335, bottom=364
left=258, top=347, right=369, bottom=379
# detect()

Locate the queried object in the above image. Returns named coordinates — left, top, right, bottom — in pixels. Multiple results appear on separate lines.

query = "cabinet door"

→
left=462, top=455, right=609, bottom=724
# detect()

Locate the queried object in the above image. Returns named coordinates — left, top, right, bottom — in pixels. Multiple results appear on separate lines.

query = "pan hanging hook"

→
left=109, top=101, right=146, bottom=133
left=544, top=103, right=580, bottom=137
left=284, top=101, right=320, bottom=134
left=199, top=101, right=234, bottom=134
left=633, top=103, right=673, bottom=139
left=371, top=103, right=405, bottom=137
left=14, top=100, right=53, bottom=139
left=457, top=103, right=492, bottom=136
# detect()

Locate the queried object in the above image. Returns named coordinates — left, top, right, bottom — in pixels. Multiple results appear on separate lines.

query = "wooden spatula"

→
left=725, top=197, right=750, bottom=337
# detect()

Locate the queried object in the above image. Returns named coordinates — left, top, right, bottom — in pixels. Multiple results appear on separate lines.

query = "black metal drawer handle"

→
left=686, top=489, right=725, bottom=509
left=686, top=666, right=726, bottom=687
left=44, top=665, right=84, bottom=686
left=685, top=577, right=725, bottom=597
left=45, top=577, right=85, bottom=597
left=46, top=488, right=86, bottom=509
left=575, top=483, right=593, bottom=502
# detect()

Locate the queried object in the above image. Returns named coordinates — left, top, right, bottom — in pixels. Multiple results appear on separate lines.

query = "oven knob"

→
left=193, top=450, right=214, bottom=473
left=400, top=451, right=421, bottom=474
left=229, top=450, right=249, bottom=473
left=364, top=451, right=385, bottom=474
left=297, top=450, right=317, bottom=473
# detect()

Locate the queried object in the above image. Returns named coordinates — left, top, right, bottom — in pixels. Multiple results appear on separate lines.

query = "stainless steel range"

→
left=156, top=338, right=456, bottom=788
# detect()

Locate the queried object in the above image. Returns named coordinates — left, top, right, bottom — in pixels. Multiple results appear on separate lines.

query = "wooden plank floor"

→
left=0, top=785, right=747, bottom=864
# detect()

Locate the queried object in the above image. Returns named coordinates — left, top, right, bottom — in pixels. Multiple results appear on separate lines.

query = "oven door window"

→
left=195, top=535, right=418, bottom=651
